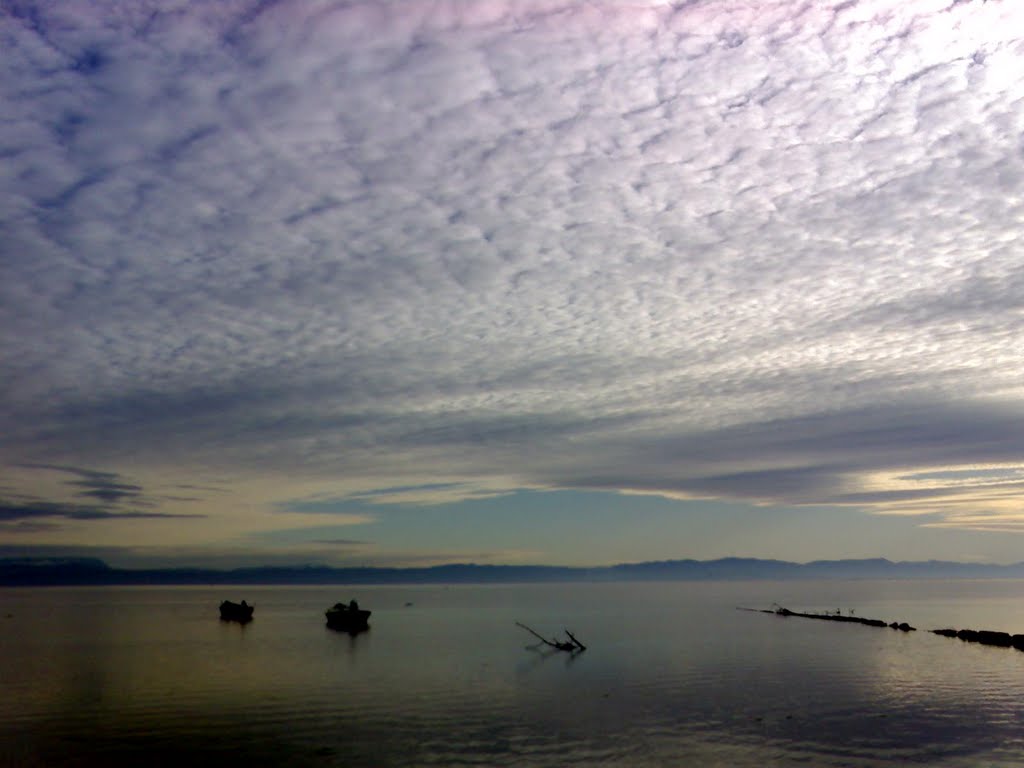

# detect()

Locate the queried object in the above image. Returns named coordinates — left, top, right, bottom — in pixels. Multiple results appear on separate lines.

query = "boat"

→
left=325, top=600, right=371, bottom=632
left=219, top=599, right=254, bottom=622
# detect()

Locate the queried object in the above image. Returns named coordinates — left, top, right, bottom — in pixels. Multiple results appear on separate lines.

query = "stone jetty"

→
left=751, top=605, right=916, bottom=631
left=749, top=606, right=1024, bottom=653
left=932, top=627, right=1024, bottom=650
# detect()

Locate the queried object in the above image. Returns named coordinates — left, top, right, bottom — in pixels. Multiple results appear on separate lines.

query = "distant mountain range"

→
left=4, top=556, right=1024, bottom=586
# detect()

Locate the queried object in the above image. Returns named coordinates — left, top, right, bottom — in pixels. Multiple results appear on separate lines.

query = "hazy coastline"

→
left=6, top=556, right=1024, bottom=586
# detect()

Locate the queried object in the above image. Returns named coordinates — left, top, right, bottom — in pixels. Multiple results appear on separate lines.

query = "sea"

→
left=4, top=579, right=1024, bottom=767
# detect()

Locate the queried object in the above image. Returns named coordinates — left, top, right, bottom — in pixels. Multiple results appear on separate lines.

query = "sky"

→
left=3, top=0, right=1024, bottom=570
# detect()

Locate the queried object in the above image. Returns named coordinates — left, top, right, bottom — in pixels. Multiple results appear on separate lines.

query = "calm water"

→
left=4, top=580, right=1024, bottom=767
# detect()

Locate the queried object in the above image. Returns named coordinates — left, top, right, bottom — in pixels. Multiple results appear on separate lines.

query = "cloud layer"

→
left=3, top=0, right=1024, bottom=551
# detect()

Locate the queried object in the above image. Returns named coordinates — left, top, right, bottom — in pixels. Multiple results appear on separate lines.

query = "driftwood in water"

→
left=516, top=622, right=586, bottom=652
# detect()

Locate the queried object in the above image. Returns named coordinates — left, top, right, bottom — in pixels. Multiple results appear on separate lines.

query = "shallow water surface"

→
left=3, top=580, right=1024, bottom=766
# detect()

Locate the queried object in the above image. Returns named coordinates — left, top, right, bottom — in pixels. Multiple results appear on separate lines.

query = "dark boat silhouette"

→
left=219, top=599, right=254, bottom=623
left=325, top=600, right=370, bottom=632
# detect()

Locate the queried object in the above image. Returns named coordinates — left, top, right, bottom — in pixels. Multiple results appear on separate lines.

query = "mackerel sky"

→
left=3, top=0, right=1024, bottom=568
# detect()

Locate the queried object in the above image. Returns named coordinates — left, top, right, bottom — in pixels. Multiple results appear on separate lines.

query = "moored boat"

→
left=325, top=599, right=370, bottom=632
left=219, top=599, right=254, bottom=622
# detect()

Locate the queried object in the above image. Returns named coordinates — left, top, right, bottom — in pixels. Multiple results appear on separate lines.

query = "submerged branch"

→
left=565, top=629, right=586, bottom=651
left=516, top=621, right=586, bottom=652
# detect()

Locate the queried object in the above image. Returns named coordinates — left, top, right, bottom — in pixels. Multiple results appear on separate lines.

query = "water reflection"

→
left=3, top=583, right=1024, bottom=766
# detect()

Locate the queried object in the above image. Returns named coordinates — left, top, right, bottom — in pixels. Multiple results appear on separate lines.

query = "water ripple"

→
left=6, top=583, right=1024, bottom=766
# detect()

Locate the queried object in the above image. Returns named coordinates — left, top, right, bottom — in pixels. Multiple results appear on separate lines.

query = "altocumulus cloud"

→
left=2, top=0, right=1024, bottom=536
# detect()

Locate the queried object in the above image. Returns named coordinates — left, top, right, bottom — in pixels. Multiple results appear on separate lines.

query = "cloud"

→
left=0, top=521, right=63, bottom=534
left=0, top=464, right=203, bottom=527
left=0, top=499, right=200, bottom=522
left=532, top=399, right=1024, bottom=513
left=2, top=0, right=1024, bottom=547
left=23, top=463, right=146, bottom=503
left=312, top=539, right=368, bottom=547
